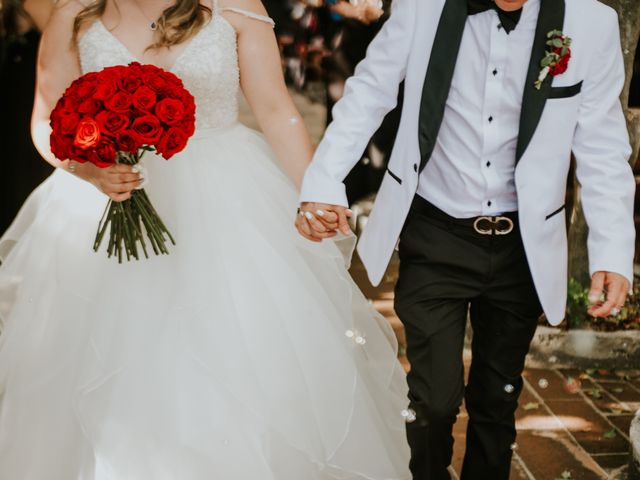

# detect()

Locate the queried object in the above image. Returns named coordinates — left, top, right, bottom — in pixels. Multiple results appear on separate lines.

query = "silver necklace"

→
left=132, top=0, right=160, bottom=31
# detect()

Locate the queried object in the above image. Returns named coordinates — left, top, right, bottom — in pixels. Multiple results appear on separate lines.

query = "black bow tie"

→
left=468, top=0, right=523, bottom=33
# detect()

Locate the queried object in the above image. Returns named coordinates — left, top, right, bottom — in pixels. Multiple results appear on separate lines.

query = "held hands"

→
left=68, top=161, right=143, bottom=202
left=587, top=271, right=631, bottom=318
left=295, top=202, right=353, bottom=243
left=329, top=0, right=384, bottom=25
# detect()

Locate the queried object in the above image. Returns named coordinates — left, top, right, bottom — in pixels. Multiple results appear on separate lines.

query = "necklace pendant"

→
left=150, top=21, right=158, bottom=31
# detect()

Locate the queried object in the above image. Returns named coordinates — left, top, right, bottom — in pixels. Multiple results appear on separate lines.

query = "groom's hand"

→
left=587, top=271, right=631, bottom=318
left=295, top=202, right=353, bottom=241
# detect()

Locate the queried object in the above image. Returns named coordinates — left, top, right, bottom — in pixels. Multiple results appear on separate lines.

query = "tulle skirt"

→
left=0, top=123, right=411, bottom=480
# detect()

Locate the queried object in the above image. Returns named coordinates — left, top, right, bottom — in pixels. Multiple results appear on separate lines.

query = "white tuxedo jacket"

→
left=300, top=0, right=635, bottom=325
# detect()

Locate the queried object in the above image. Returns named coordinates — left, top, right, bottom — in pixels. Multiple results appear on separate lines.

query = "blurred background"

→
left=2, top=0, right=640, bottom=478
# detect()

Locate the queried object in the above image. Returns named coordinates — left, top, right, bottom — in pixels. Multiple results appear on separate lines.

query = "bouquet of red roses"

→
left=50, top=62, right=196, bottom=262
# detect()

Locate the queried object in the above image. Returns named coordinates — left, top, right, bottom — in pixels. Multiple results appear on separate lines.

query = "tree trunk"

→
left=567, top=1, right=640, bottom=298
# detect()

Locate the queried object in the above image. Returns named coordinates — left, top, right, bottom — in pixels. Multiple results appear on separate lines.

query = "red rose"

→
left=165, top=72, right=184, bottom=88
left=143, top=73, right=168, bottom=94
left=164, top=83, right=185, bottom=100
left=182, top=92, right=196, bottom=116
left=104, top=91, right=133, bottom=113
left=181, top=114, right=196, bottom=136
left=141, top=64, right=160, bottom=74
left=94, top=81, right=118, bottom=101
left=59, top=112, right=81, bottom=135
left=131, top=115, right=163, bottom=144
left=49, top=106, right=63, bottom=128
left=51, top=133, right=73, bottom=160
left=132, top=86, right=157, bottom=111
left=156, top=126, right=189, bottom=159
left=76, top=80, right=98, bottom=99
left=96, top=111, right=130, bottom=136
left=78, top=98, right=102, bottom=116
left=88, top=138, right=117, bottom=167
left=550, top=48, right=571, bottom=76
left=119, top=72, right=143, bottom=93
left=116, top=129, right=143, bottom=154
left=155, top=98, right=185, bottom=125
left=74, top=118, right=101, bottom=150
left=99, top=66, right=124, bottom=83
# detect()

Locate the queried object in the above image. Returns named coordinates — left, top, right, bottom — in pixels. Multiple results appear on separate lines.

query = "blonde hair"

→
left=72, top=0, right=212, bottom=49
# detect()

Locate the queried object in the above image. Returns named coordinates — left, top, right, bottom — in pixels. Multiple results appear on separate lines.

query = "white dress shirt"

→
left=417, top=0, right=540, bottom=218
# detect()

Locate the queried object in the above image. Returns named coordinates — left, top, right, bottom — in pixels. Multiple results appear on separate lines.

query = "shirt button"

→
left=486, top=161, right=491, bottom=167
left=413, top=163, right=418, bottom=172
left=487, top=201, right=492, bottom=207
left=488, top=116, right=494, bottom=122
left=492, top=69, right=498, bottom=76
left=497, top=24, right=502, bottom=30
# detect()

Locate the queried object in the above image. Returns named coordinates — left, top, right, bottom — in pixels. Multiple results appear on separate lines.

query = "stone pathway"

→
left=350, top=253, right=639, bottom=480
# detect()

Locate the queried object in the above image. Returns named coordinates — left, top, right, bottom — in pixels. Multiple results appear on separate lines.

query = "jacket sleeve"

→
left=299, top=0, right=416, bottom=206
left=572, top=7, right=636, bottom=284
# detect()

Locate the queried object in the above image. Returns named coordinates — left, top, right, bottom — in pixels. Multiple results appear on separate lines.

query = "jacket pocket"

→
left=545, top=204, right=566, bottom=220
left=548, top=81, right=583, bottom=99
left=386, top=167, right=402, bottom=185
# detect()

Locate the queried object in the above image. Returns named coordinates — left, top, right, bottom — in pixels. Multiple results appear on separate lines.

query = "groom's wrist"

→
left=299, top=184, right=349, bottom=208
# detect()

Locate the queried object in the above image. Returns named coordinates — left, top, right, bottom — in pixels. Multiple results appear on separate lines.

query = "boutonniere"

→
left=535, top=30, right=572, bottom=90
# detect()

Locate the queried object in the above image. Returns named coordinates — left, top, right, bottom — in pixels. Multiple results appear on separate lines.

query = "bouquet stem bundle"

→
left=94, top=151, right=175, bottom=262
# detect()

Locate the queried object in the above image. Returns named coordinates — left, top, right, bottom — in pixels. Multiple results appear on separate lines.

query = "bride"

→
left=0, top=0, right=411, bottom=478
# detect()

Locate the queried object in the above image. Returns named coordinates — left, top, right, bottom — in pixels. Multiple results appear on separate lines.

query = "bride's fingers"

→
left=112, top=180, right=141, bottom=192
left=315, top=212, right=339, bottom=230
left=295, top=216, right=321, bottom=242
left=302, top=216, right=338, bottom=240
left=108, top=164, right=136, bottom=174
left=303, top=211, right=328, bottom=233
left=108, top=191, right=132, bottom=202
left=317, top=210, right=339, bottom=224
left=111, top=173, right=142, bottom=184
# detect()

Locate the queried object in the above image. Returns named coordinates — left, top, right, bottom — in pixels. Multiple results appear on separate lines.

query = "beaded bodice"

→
left=78, top=14, right=240, bottom=130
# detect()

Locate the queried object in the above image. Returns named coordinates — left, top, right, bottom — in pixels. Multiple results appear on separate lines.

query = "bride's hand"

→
left=68, top=161, right=142, bottom=202
left=296, top=202, right=353, bottom=242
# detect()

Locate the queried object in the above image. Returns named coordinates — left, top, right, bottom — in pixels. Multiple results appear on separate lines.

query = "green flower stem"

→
left=92, top=148, right=176, bottom=262
left=131, top=194, right=165, bottom=254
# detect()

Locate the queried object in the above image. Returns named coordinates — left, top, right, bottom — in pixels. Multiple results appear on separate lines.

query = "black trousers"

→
left=394, top=198, right=543, bottom=480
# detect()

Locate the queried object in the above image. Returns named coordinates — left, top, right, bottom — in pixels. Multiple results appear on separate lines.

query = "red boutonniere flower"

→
left=535, top=30, right=572, bottom=90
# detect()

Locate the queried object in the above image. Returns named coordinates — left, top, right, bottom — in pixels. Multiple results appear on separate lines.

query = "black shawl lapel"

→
left=418, top=0, right=468, bottom=172
left=515, top=0, right=566, bottom=163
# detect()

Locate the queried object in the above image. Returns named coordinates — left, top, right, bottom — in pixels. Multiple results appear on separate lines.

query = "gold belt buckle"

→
left=473, top=216, right=514, bottom=236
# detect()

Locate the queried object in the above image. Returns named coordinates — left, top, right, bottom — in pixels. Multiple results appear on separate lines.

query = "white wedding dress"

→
left=0, top=3, right=411, bottom=480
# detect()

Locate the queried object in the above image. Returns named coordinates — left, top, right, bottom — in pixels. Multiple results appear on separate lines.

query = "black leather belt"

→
left=411, top=196, right=518, bottom=236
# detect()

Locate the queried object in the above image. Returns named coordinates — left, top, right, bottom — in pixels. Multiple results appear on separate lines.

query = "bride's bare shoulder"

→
left=218, top=0, right=268, bottom=14
left=46, top=0, right=95, bottom=41
left=218, top=0, right=274, bottom=31
left=51, top=0, right=89, bottom=18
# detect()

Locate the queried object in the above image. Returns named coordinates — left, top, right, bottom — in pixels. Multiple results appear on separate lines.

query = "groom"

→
left=296, top=0, right=635, bottom=478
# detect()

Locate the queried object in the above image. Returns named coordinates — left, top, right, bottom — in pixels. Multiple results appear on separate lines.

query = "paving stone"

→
left=524, top=369, right=582, bottom=401
left=560, top=367, right=625, bottom=383
left=596, top=380, right=640, bottom=402
left=515, top=430, right=606, bottom=479
left=590, top=453, right=630, bottom=471
left=581, top=386, right=635, bottom=414
left=608, top=414, right=635, bottom=437
left=509, top=457, right=534, bottom=480
left=545, top=400, right=630, bottom=454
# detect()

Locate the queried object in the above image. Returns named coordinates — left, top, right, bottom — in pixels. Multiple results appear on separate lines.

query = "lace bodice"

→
left=78, top=12, right=241, bottom=130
